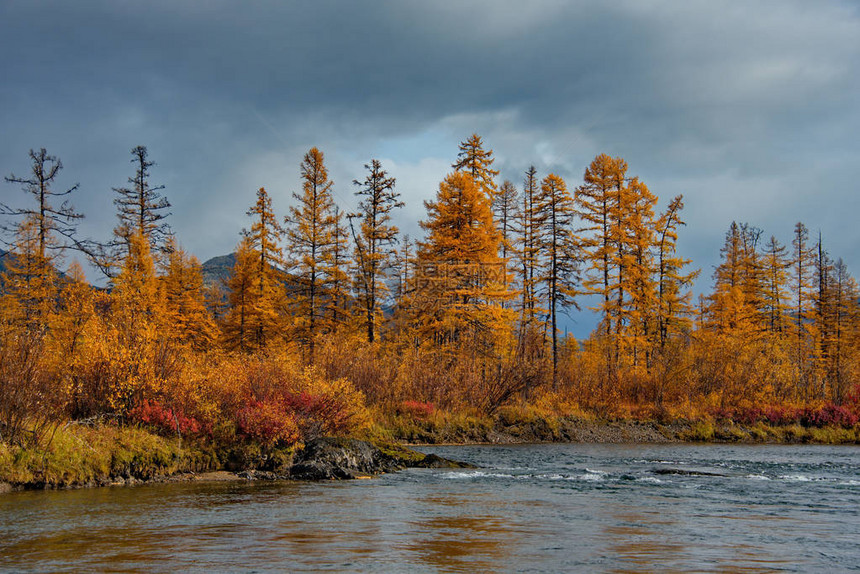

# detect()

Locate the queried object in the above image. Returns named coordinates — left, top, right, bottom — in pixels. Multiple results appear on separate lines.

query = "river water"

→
left=1, top=444, right=859, bottom=572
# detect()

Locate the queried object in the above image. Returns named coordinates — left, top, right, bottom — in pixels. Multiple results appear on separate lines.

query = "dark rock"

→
left=288, top=437, right=474, bottom=480
left=412, top=453, right=475, bottom=469
left=653, top=467, right=728, bottom=477
left=289, top=438, right=403, bottom=480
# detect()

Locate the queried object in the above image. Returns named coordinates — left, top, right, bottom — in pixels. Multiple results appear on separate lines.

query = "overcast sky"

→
left=2, top=1, right=858, bottom=336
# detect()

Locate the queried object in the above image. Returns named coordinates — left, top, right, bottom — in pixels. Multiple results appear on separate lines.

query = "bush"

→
left=397, top=400, right=435, bottom=420
left=235, top=399, right=301, bottom=446
left=0, top=332, right=63, bottom=448
left=128, top=400, right=209, bottom=438
left=804, top=404, right=859, bottom=428
left=683, top=421, right=715, bottom=441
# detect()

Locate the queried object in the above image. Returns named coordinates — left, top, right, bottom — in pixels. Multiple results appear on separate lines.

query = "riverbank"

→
left=0, top=425, right=470, bottom=492
left=2, top=413, right=858, bottom=492
left=381, top=408, right=860, bottom=446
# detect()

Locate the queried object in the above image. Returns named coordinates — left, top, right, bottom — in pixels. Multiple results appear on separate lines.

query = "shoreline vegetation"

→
left=2, top=410, right=858, bottom=493
left=2, top=138, right=859, bottom=494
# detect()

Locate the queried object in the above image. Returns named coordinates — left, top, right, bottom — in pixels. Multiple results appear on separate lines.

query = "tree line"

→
left=1, top=136, right=858, bottom=447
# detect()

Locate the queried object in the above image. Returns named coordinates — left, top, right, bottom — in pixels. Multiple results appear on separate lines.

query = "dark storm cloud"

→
left=2, top=1, right=859, bottom=333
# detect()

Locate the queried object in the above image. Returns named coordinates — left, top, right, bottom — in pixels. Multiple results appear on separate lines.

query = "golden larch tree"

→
left=417, top=171, right=505, bottom=342
left=575, top=154, right=627, bottom=378
left=161, top=240, right=217, bottom=350
left=452, top=133, right=499, bottom=199
left=285, top=147, right=340, bottom=362
left=653, top=195, right=698, bottom=347
left=242, top=187, right=286, bottom=350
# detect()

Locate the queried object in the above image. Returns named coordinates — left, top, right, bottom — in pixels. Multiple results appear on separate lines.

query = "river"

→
left=1, top=444, right=859, bottom=572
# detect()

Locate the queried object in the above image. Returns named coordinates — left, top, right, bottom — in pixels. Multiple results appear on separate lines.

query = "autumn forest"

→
left=2, top=135, right=859, bottom=458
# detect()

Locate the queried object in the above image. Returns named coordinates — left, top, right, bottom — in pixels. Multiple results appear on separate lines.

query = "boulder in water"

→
left=288, top=437, right=473, bottom=480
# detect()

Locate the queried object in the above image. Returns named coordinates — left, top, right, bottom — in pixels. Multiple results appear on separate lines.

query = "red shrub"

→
left=129, top=400, right=207, bottom=437
left=282, top=391, right=362, bottom=438
left=805, top=404, right=859, bottom=428
left=398, top=400, right=436, bottom=420
left=235, top=399, right=301, bottom=446
left=762, top=406, right=802, bottom=426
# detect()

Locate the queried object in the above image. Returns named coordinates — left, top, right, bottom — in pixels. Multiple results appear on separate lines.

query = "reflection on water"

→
left=1, top=444, right=859, bottom=572
left=402, top=515, right=517, bottom=572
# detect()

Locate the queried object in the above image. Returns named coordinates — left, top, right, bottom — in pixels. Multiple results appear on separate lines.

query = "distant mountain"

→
left=0, top=249, right=9, bottom=283
left=201, top=253, right=236, bottom=288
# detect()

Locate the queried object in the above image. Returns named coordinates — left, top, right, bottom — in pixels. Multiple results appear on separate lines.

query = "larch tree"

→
left=514, top=166, right=543, bottom=339
left=452, top=134, right=499, bottom=199
left=112, top=232, right=161, bottom=328
left=396, top=234, right=413, bottom=306
left=701, top=223, right=771, bottom=408
left=1, top=217, right=57, bottom=327
left=653, top=195, right=697, bottom=348
left=329, top=205, right=352, bottom=334
left=621, top=177, right=659, bottom=368
left=738, top=223, right=766, bottom=328
left=494, top=179, right=518, bottom=309
left=761, top=235, right=790, bottom=335
left=108, top=231, right=165, bottom=415
left=112, top=146, right=172, bottom=264
left=824, top=259, right=858, bottom=403
left=419, top=171, right=501, bottom=268
left=243, top=187, right=286, bottom=351
left=791, top=221, right=816, bottom=397
left=2, top=148, right=84, bottom=261
left=575, top=154, right=627, bottom=376
left=284, top=147, right=339, bottom=362
left=161, top=240, right=217, bottom=350
left=417, top=171, right=503, bottom=341
left=494, top=180, right=518, bottom=262
left=2, top=149, right=83, bottom=325
left=708, top=222, right=761, bottom=334
left=534, top=173, right=579, bottom=386
left=50, top=260, right=96, bottom=362
left=350, top=159, right=402, bottom=343
left=223, top=238, right=257, bottom=352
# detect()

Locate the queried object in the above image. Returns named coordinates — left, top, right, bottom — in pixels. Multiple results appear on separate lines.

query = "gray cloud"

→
left=2, top=0, right=858, bottom=335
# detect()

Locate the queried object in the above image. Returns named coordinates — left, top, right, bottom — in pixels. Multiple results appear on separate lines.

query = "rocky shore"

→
left=0, top=437, right=472, bottom=493
left=4, top=417, right=856, bottom=493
